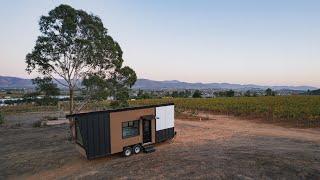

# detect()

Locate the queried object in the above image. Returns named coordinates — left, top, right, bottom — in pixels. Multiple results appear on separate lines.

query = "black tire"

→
left=133, top=144, right=142, bottom=154
left=123, top=147, right=132, bottom=157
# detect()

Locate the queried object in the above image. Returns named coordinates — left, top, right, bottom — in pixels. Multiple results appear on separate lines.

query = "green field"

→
left=130, top=96, right=320, bottom=127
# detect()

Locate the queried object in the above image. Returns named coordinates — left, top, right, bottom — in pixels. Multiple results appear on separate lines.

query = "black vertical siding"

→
left=93, top=113, right=100, bottom=156
left=156, top=127, right=175, bottom=143
left=77, top=112, right=111, bottom=159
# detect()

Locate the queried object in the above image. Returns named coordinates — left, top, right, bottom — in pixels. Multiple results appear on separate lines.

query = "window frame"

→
left=122, top=120, right=140, bottom=139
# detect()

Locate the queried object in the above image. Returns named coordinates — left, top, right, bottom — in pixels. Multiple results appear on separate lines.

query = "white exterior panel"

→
left=166, top=105, right=174, bottom=128
left=156, top=105, right=174, bottom=131
left=156, top=106, right=166, bottom=131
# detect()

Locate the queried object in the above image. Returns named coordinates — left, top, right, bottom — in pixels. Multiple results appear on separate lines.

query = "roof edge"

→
left=66, top=103, right=174, bottom=118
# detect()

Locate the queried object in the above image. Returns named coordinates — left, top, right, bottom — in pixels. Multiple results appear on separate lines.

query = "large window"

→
left=122, top=120, right=140, bottom=139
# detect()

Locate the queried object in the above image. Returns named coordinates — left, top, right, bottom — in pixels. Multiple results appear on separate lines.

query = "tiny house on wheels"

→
left=66, top=103, right=175, bottom=159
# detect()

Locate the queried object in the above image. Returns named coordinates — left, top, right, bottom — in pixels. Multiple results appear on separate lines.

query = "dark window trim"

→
left=122, top=120, right=140, bottom=139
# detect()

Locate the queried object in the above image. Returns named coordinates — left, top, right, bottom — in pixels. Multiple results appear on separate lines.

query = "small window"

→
left=122, top=120, right=140, bottom=139
left=75, top=121, right=84, bottom=146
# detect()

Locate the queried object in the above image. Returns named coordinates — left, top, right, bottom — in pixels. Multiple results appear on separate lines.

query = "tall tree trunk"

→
left=69, top=88, right=74, bottom=114
left=68, top=88, right=75, bottom=140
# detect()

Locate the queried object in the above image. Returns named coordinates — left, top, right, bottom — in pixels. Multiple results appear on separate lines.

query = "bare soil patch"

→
left=1, top=112, right=319, bottom=179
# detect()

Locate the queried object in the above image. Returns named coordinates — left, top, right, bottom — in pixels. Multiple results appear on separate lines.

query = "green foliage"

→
left=182, top=90, right=192, bottom=98
left=26, top=4, right=136, bottom=113
left=137, top=90, right=153, bottom=99
left=111, top=87, right=130, bottom=108
left=244, top=90, right=251, bottom=97
left=307, top=89, right=320, bottom=95
left=217, top=90, right=235, bottom=97
left=171, top=90, right=191, bottom=98
left=107, top=66, right=137, bottom=101
left=226, top=90, right=235, bottom=97
left=110, top=100, right=128, bottom=109
left=82, top=74, right=110, bottom=101
left=31, top=77, right=60, bottom=105
left=265, top=88, right=275, bottom=96
left=172, top=91, right=179, bottom=98
left=81, top=67, right=136, bottom=109
left=26, top=4, right=124, bottom=76
left=192, top=90, right=202, bottom=98
left=32, top=77, right=60, bottom=96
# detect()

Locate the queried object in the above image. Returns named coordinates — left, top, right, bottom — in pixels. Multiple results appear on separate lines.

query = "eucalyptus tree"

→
left=32, top=77, right=60, bottom=97
left=26, top=4, right=136, bottom=113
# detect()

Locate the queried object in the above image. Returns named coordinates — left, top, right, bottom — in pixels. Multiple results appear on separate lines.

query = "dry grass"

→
left=1, top=111, right=320, bottom=179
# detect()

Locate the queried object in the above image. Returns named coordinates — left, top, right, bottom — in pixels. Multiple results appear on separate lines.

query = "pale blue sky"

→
left=0, top=0, right=319, bottom=87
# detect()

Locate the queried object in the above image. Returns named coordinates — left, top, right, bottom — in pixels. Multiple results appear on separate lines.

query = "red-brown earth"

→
left=1, top=112, right=319, bottom=179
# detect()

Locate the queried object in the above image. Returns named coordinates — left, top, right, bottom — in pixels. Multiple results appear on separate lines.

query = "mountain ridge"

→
left=0, top=76, right=317, bottom=91
left=134, top=79, right=317, bottom=91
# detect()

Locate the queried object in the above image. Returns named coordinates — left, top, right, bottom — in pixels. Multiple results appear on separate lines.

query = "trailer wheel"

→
left=133, top=144, right=142, bottom=154
left=123, top=147, right=132, bottom=157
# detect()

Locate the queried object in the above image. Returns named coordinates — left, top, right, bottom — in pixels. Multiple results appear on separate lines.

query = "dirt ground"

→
left=1, top=112, right=320, bottom=179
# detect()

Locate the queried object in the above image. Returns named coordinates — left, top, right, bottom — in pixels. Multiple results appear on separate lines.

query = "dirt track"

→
left=1, top=112, right=320, bottom=179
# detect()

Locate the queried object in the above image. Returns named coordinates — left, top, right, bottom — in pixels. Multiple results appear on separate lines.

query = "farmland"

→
left=1, top=96, right=320, bottom=178
left=1, top=111, right=320, bottom=179
left=1, top=96, right=320, bottom=128
left=130, top=96, right=320, bottom=128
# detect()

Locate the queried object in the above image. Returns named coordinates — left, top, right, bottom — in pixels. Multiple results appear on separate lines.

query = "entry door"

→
left=143, top=120, right=152, bottom=143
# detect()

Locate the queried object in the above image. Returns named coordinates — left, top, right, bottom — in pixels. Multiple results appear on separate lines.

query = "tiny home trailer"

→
left=66, top=103, right=175, bottom=159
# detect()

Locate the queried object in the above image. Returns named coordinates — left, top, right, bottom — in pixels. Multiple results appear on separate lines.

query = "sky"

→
left=0, top=0, right=319, bottom=87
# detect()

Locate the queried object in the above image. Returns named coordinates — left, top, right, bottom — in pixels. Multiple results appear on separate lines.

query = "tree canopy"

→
left=192, top=90, right=202, bottom=98
left=265, top=88, right=275, bottom=96
left=32, top=77, right=60, bottom=97
left=31, top=77, right=60, bottom=105
left=26, top=4, right=136, bottom=113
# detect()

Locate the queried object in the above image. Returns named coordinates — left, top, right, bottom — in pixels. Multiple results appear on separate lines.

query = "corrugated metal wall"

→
left=156, top=127, right=175, bottom=143
left=77, top=112, right=111, bottom=159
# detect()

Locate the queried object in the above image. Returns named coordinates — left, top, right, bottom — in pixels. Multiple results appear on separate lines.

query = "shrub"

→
left=32, top=120, right=42, bottom=128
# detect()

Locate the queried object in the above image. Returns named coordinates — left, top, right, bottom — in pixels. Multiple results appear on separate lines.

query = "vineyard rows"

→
left=130, top=96, right=320, bottom=127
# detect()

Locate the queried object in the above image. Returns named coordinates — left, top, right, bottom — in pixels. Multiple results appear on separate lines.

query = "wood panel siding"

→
left=110, top=108, right=155, bottom=154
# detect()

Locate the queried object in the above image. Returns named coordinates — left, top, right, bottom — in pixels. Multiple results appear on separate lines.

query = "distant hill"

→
left=0, top=76, right=317, bottom=91
left=133, top=79, right=317, bottom=91
left=0, top=76, right=75, bottom=89
left=0, top=76, right=33, bottom=88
